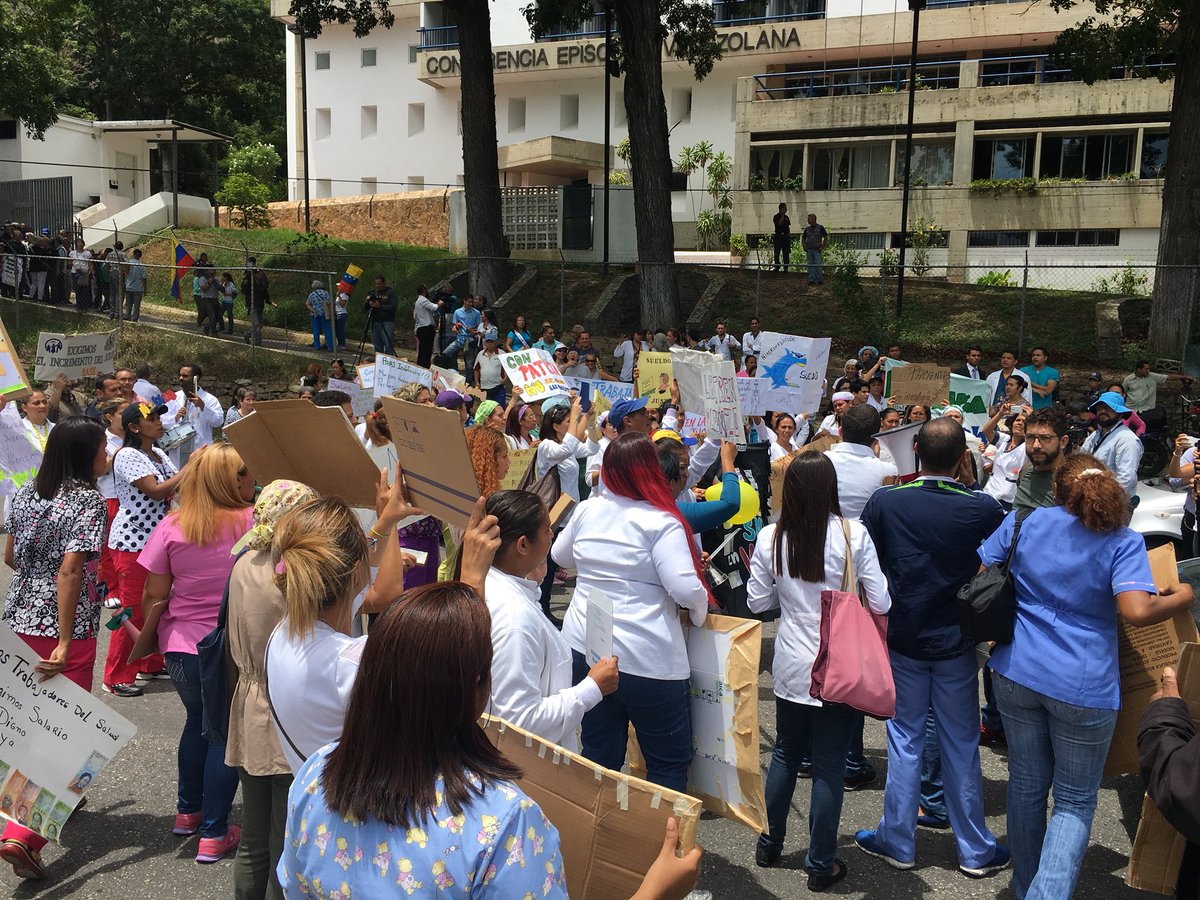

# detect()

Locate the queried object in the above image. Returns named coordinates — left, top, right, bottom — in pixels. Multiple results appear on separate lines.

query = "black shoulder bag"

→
left=957, top=510, right=1027, bottom=644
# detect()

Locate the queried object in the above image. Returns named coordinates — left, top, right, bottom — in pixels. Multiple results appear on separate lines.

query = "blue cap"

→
left=610, top=396, right=650, bottom=430
left=1090, top=390, right=1130, bottom=415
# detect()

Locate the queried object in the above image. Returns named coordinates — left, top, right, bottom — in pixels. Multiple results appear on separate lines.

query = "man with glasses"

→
left=1014, top=408, right=1071, bottom=514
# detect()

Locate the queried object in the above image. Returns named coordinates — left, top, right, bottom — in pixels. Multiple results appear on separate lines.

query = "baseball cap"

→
left=121, top=402, right=167, bottom=429
left=1090, top=391, right=1130, bottom=415
left=609, top=396, right=649, bottom=430
left=40, top=227, right=50, bottom=236
left=483, top=326, right=499, bottom=343
left=435, top=390, right=466, bottom=410
left=1088, top=372, right=1103, bottom=381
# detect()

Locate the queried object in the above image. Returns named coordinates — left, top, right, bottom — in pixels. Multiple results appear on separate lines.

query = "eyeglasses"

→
left=1024, top=433, right=1059, bottom=444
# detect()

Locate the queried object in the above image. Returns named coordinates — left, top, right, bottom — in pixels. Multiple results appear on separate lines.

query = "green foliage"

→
left=968, top=177, right=1041, bottom=197
left=228, top=142, right=283, bottom=184
left=289, top=0, right=395, bottom=38
left=616, top=137, right=632, bottom=165
left=695, top=209, right=732, bottom=252
left=1094, top=264, right=1151, bottom=296
left=729, top=233, right=749, bottom=258
left=215, top=174, right=272, bottom=229
left=878, top=248, right=900, bottom=278
left=607, top=170, right=631, bottom=185
left=1048, top=0, right=1190, bottom=85
left=0, top=0, right=78, bottom=138
left=1122, top=339, right=1151, bottom=370
left=285, top=228, right=337, bottom=255
left=976, top=270, right=1018, bottom=288
left=826, top=242, right=896, bottom=343
left=904, top=216, right=945, bottom=275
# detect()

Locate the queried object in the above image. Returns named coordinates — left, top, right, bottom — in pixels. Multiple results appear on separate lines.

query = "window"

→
left=810, top=144, right=890, bottom=190
left=896, top=141, right=954, bottom=186
left=615, top=91, right=626, bottom=127
left=841, top=233, right=887, bottom=250
left=361, top=178, right=377, bottom=195
left=669, top=171, right=688, bottom=192
left=968, top=230, right=1030, bottom=247
left=315, top=179, right=332, bottom=198
left=671, top=88, right=692, bottom=125
left=361, top=106, right=378, bottom=139
left=560, top=94, right=579, bottom=130
left=1035, top=229, right=1120, bottom=247
left=1039, top=133, right=1134, bottom=180
left=361, top=48, right=377, bottom=67
left=508, top=97, right=526, bottom=133
left=314, top=51, right=330, bottom=70
left=1140, top=132, right=1168, bottom=179
left=0, top=120, right=17, bottom=140
left=972, top=137, right=1033, bottom=180
left=749, top=145, right=804, bottom=186
left=315, top=108, right=331, bottom=141
left=409, top=176, right=425, bottom=192
left=408, top=102, right=425, bottom=137
left=979, top=56, right=1038, bottom=87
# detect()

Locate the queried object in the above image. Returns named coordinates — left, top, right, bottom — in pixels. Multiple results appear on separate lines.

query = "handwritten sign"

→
left=0, top=405, right=42, bottom=496
left=500, top=447, right=537, bottom=491
left=373, top=354, right=431, bottom=398
left=33, top=330, right=118, bottom=382
left=0, top=625, right=137, bottom=841
left=757, top=333, right=831, bottom=416
left=946, top=373, right=992, bottom=429
left=356, top=364, right=375, bottom=391
left=636, top=352, right=674, bottom=409
left=328, top=377, right=374, bottom=419
left=431, top=364, right=468, bottom=393
left=702, top=369, right=743, bottom=444
left=736, top=377, right=767, bottom=417
left=500, top=348, right=570, bottom=400
left=889, top=364, right=951, bottom=407
left=0, top=316, right=31, bottom=400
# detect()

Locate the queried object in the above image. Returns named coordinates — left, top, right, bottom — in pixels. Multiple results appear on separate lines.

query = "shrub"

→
left=1094, top=264, right=1150, bottom=296
left=729, top=233, right=749, bottom=258
left=976, top=270, right=1017, bottom=288
left=214, top=173, right=272, bottom=229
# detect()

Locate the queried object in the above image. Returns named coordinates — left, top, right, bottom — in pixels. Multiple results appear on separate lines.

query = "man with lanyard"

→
left=164, top=364, right=224, bottom=469
left=1079, top=391, right=1143, bottom=508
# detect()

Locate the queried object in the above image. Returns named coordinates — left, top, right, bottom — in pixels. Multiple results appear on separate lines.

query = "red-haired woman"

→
left=553, top=432, right=711, bottom=792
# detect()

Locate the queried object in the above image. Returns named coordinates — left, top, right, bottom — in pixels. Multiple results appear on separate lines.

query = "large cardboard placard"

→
left=480, top=715, right=701, bottom=900
left=635, top=352, right=674, bottom=409
left=0, top=315, right=31, bottom=400
left=500, top=447, right=537, bottom=492
left=0, top=625, right=137, bottom=841
left=327, top=377, right=374, bottom=419
left=1126, top=640, right=1200, bottom=894
left=0, top=404, right=42, bottom=496
left=380, top=396, right=480, bottom=529
left=1106, top=543, right=1200, bottom=776
left=756, top=332, right=832, bottom=416
left=499, top=348, right=569, bottom=400
left=33, top=329, right=117, bottom=382
left=224, top=399, right=381, bottom=508
left=887, top=363, right=951, bottom=408
left=373, top=353, right=431, bottom=397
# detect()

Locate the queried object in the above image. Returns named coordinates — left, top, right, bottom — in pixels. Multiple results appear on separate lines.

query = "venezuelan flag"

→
left=171, top=241, right=195, bottom=300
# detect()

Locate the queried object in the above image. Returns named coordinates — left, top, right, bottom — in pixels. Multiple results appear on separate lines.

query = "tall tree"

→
left=291, top=0, right=509, bottom=301
left=525, top=1, right=723, bottom=328
left=1049, top=0, right=1198, bottom=358
left=0, top=0, right=80, bottom=138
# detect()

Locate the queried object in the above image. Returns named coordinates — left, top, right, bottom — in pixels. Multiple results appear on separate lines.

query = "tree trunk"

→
left=1148, top=27, right=1200, bottom=359
left=613, top=0, right=679, bottom=329
left=445, top=0, right=510, bottom=303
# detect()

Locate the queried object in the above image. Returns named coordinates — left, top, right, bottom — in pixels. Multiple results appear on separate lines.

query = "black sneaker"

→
left=807, top=858, right=847, bottom=892
left=844, top=764, right=878, bottom=791
left=102, top=682, right=144, bottom=698
left=755, top=844, right=781, bottom=868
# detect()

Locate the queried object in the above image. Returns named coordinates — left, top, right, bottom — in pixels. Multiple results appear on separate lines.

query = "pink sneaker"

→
left=173, top=812, right=202, bottom=835
left=196, top=825, right=241, bottom=864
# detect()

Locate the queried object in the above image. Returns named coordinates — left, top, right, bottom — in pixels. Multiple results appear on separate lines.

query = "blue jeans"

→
left=760, top=697, right=858, bottom=875
left=220, top=300, right=235, bottom=334
left=981, top=666, right=1004, bottom=731
left=993, top=671, right=1118, bottom=900
left=371, top=320, right=395, bottom=355
left=571, top=651, right=691, bottom=792
left=874, top=649, right=998, bottom=868
left=310, top=314, right=334, bottom=349
left=806, top=248, right=824, bottom=282
left=165, top=652, right=240, bottom=839
left=334, top=315, right=346, bottom=348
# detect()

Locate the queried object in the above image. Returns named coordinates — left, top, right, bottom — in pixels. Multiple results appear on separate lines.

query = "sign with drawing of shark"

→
left=757, top=332, right=831, bottom=416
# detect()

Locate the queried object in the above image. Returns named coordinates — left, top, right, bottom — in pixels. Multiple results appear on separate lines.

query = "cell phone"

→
left=192, top=376, right=199, bottom=396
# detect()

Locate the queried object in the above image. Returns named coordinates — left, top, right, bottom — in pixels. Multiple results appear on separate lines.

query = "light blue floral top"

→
left=279, top=742, right=568, bottom=898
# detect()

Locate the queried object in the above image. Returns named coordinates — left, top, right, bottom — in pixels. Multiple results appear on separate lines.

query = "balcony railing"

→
left=926, top=0, right=1031, bottom=8
left=536, top=12, right=607, bottom=41
left=417, top=24, right=459, bottom=50
left=712, top=1, right=826, bottom=26
left=979, top=53, right=1175, bottom=86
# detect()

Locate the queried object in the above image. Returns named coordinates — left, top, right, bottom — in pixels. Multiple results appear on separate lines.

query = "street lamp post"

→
left=287, top=23, right=313, bottom=233
left=895, top=0, right=926, bottom=320
left=602, top=4, right=613, bottom=277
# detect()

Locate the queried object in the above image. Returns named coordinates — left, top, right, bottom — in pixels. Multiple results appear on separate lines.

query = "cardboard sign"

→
left=1125, top=640, right=1200, bottom=894
left=757, top=332, right=832, bottom=416
left=480, top=715, right=701, bottom=900
left=888, top=363, right=951, bottom=408
left=373, top=353, right=431, bottom=398
left=499, top=348, right=570, bottom=401
left=33, top=329, right=117, bottom=382
left=500, top=447, right=536, bottom=492
left=1106, top=543, right=1199, bottom=776
left=356, top=363, right=375, bottom=390
left=327, top=377, right=374, bottom=419
left=0, top=316, right=31, bottom=400
left=0, top=405, right=43, bottom=496
left=0, top=625, right=137, bottom=842
left=636, top=352, right=674, bottom=409
left=579, top=379, right=632, bottom=416
left=431, top=364, right=467, bottom=393
left=736, top=377, right=767, bottom=417
left=379, top=396, right=480, bottom=529
left=224, top=399, right=381, bottom=508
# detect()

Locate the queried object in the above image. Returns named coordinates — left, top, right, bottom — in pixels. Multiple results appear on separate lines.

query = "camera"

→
left=363, top=290, right=379, bottom=313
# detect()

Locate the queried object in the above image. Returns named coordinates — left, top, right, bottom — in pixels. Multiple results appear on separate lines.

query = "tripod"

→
left=354, top=306, right=376, bottom=367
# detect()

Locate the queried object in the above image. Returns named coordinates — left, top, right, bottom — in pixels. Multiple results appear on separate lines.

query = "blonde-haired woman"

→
left=133, top=442, right=255, bottom=864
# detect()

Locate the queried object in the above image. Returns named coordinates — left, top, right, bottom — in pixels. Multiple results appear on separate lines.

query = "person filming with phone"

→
left=164, top=364, right=224, bottom=465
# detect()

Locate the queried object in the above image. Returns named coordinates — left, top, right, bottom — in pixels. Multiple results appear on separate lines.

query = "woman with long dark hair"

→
left=0, top=416, right=108, bottom=880
left=746, top=454, right=889, bottom=890
left=555, top=432, right=711, bottom=791
left=504, top=402, right=539, bottom=450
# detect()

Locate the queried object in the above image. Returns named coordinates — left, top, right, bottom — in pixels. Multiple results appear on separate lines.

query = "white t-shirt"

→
left=824, top=442, right=897, bottom=520
left=741, top=331, right=764, bottom=359
left=476, top=350, right=503, bottom=389
left=266, top=620, right=366, bottom=773
left=535, top=433, right=596, bottom=503
left=984, top=434, right=1028, bottom=505
left=97, top=429, right=124, bottom=500
left=613, top=340, right=636, bottom=382
left=108, top=446, right=177, bottom=552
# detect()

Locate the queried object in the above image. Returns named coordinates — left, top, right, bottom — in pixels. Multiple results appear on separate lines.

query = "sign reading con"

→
left=500, top=348, right=570, bottom=399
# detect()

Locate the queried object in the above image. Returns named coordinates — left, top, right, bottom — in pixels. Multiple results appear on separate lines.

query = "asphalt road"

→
left=0, top=572, right=1166, bottom=900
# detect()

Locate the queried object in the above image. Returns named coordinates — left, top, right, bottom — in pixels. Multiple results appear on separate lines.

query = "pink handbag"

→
left=809, top=519, right=896, bottom=720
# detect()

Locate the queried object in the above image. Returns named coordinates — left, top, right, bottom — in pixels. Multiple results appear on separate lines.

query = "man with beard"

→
left=1079, top=392, right=1143, bottom=500
left=1013, top=408, right=1071, bottom=513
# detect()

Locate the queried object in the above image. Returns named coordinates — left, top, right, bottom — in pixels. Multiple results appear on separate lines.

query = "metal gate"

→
left=561, top=182, right=593, bottom=251
left=0, top=176, right=74, bottom=234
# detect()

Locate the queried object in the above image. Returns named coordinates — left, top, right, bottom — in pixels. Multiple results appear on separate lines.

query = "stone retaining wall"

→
left=259, top=191, right=452, bottom=247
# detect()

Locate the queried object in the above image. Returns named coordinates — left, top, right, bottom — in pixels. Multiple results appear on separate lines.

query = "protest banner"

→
left=888, top=363, right=952, bottom=408
left=636, top=352, right=674, bottom=409
left=579, top=379, right=632, bottom=415
left=224, top=399, right=381, bottom=508
left=1106, top=543, right=1200, bottom=776
left=669, top=348, right=719, bottom=414
left=670, top=349, right=743, bottom=443
left=327, top=377, right=374, bottom=419
left=736, top=377, right=767, bottom=417
left=943, top=373, right=992, bottom=429
left=0, top=625, right=137, bottom=841
left=500, top=447, right=536, bottom=491
left=480, top=715, right=701, bottom=900
left=372, top=353, right=431, bottom=398
left=499, top=348, right=570, bottom=400
left=678, top=412, right=707, bottom=440
left=0, top=316, right=31, bottom=400
left=756, top=333, right=831, bottom=416
left=0, top=404, right=42, bottom=496
left=430, top=364, right=468, bottom=393
left=33, top=329, right=117, bottom=382
left=380, top=396, right=480, bottom=529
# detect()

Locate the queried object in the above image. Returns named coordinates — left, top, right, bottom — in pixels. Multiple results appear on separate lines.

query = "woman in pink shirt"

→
left=134, top=444, right=255, bottom=864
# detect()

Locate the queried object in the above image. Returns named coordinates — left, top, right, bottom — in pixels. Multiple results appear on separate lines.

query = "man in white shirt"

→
left=826, top=405, right=897, bottom=518
left=741, top=317, right=765, bottom=359
left=1122, top=359, right=1187, bottom=413
left=1080, top=391, right=1144, bottom=499
left=133, top=363, right=163, bottom=406
left=866, top=375, right=888, bottom=412
left=613, top=329, right=639, bottom=383
left=985, top=350, right=1032, bottom=408
left=705, top=320, right=741, bottom=361
left=165, top=363, right=224, bottom=467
